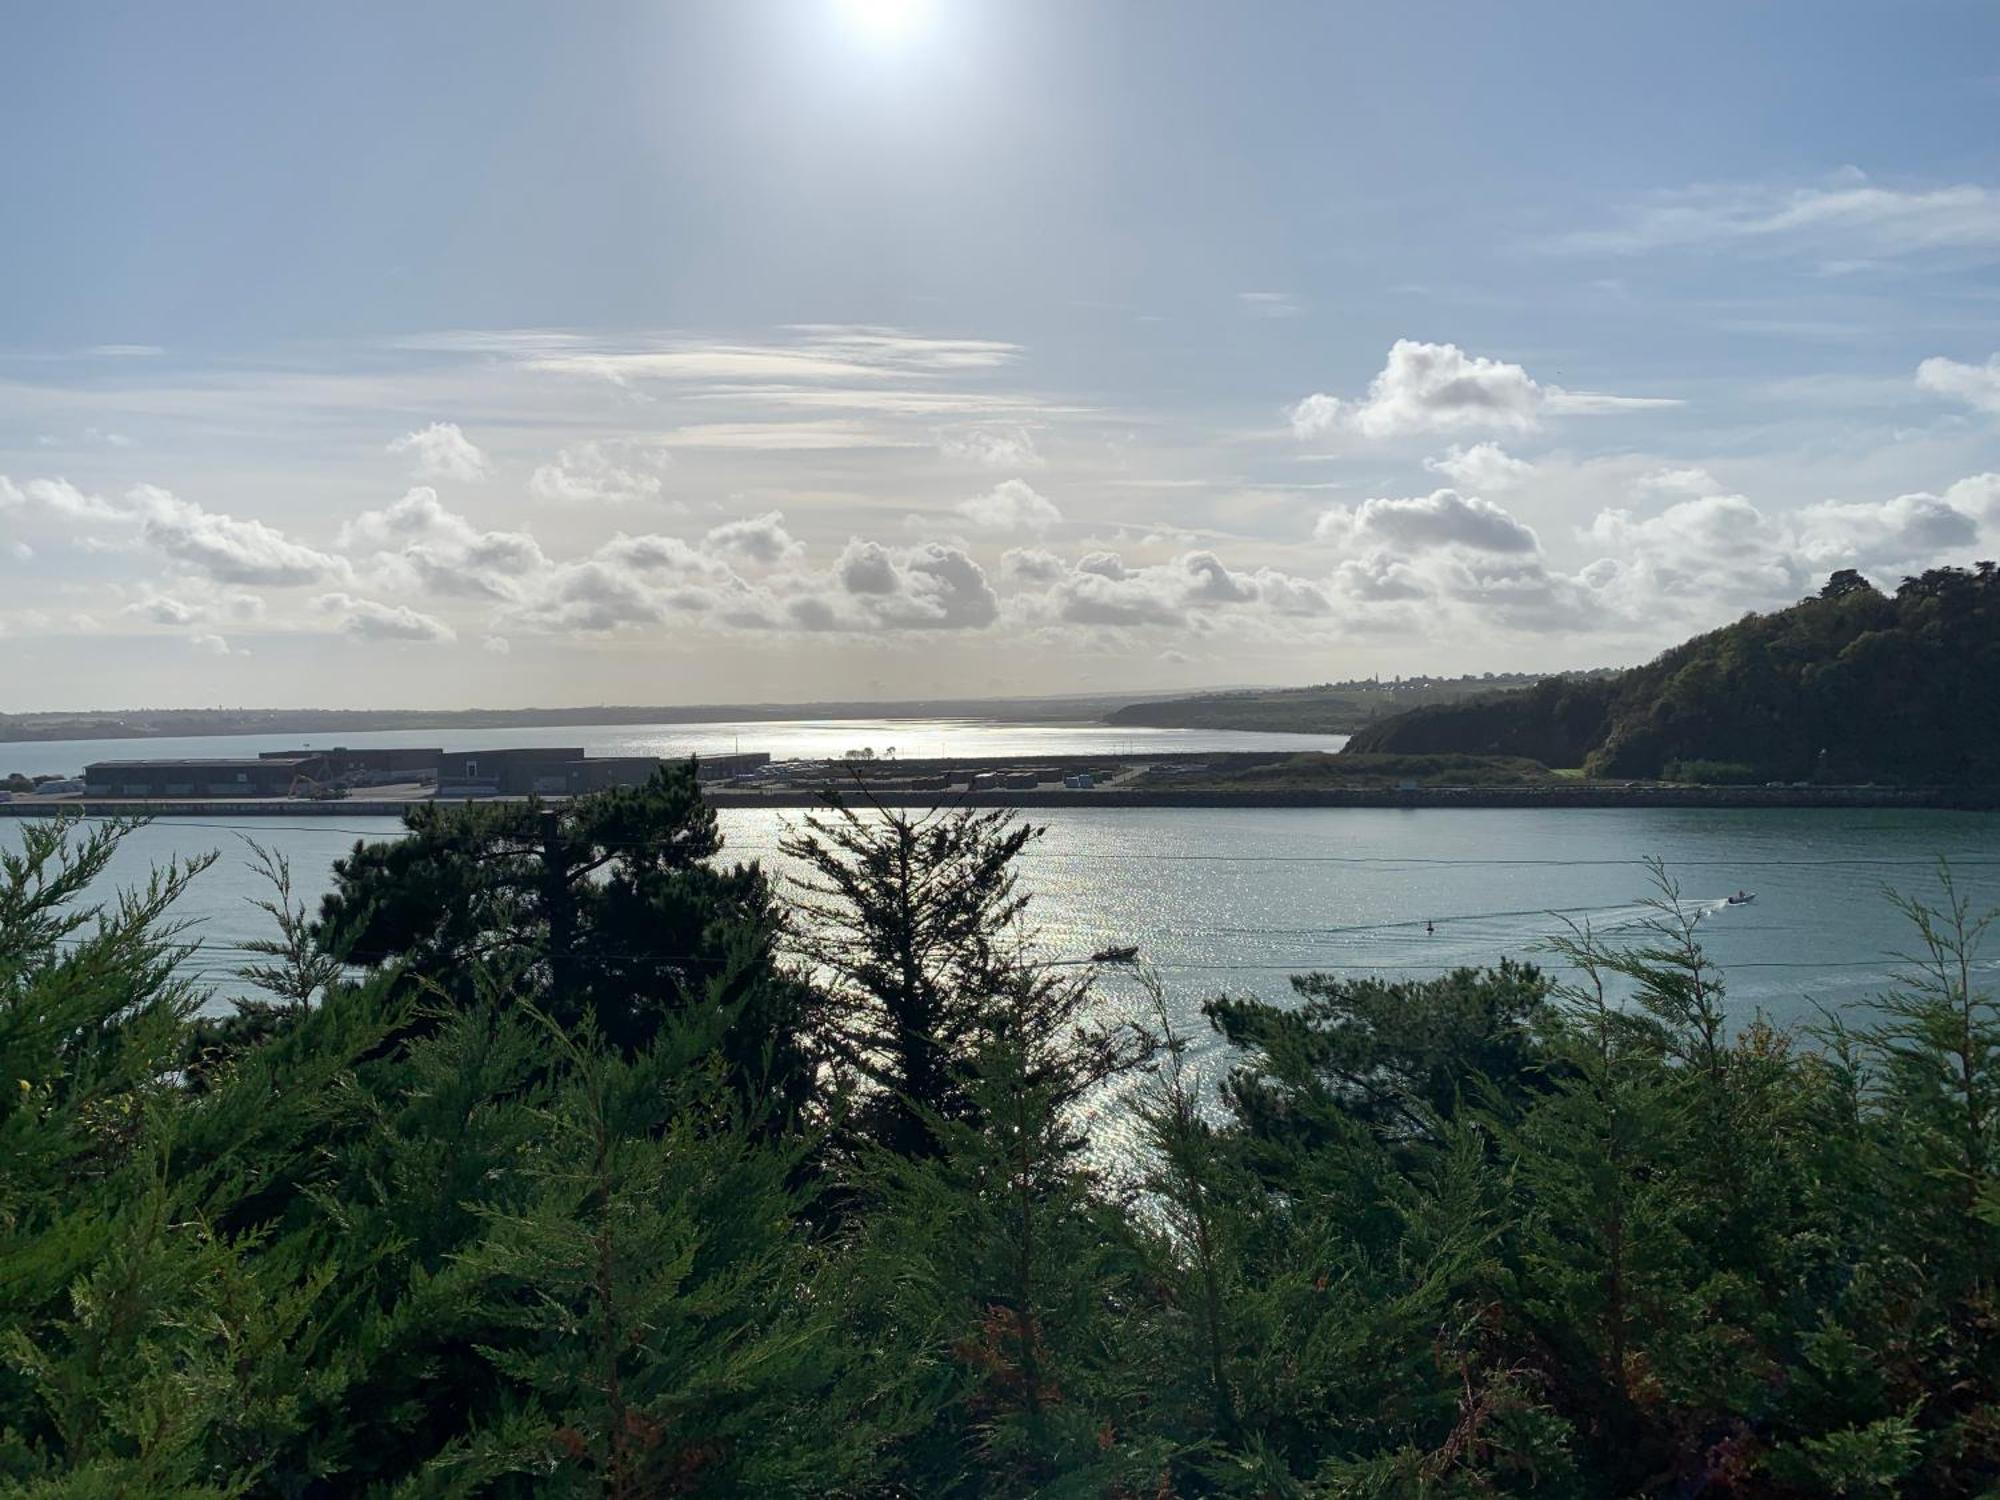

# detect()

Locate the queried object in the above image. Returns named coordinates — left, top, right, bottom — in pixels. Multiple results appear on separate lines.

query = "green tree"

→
left=316, top=762, right=813, bottom=1118
left=781, top=801, right=1146, bottom=1158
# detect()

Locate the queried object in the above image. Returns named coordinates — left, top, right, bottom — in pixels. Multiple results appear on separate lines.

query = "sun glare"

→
left=836, top=0, right=928, bottom=45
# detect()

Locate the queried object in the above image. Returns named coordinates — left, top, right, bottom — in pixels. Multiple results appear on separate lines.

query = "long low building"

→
left=77, top=746, right=774, bottom=800
left=84, top=756, right=325, bottom=798
left=257, top=746, right=441, bottom=781
left=436, top=747, right=586, bottom=796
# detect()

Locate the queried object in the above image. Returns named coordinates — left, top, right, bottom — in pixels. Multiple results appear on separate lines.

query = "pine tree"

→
left=781, top=800, right=1147, bottom=1158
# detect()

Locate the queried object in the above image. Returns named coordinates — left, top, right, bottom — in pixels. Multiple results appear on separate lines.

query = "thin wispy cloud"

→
left=1550, top=172, right=2000, bottom=260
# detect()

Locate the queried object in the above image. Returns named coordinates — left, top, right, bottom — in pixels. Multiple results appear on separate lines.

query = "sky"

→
left=5, top=0, right=2000, bottom=711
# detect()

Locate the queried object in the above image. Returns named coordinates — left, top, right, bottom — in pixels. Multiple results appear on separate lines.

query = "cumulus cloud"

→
left=388, top=422, right=489, bottom=482
left=341, top=487, right=548, bottom=600
left=131, top=485, right=346, bottom=586
left=1794, top=491, right=1980, bottom=571
left=1425, top=442, right=1534, bottom=492
left=190, top=633, right=237, bottom=656
left=0, top=475, right=124, bottom=523
left=937, top=425, right=1044, bottom=469
left=1291, top=340, right=1677, bottom=441
left=704, top=510, right=803, bottom=565
left=1028, top=550, right=1311, bottom=629
left=516, top=561, right=673, bottom=633
left=124, top=595, right=203, bottom=626
left=1917, top=354, right=2000, bottom=416
left=1333, top=553, right=1430, bottom=603
left=834, top=540, right=999, bottom=629
left=954, top=479, right=1062, bottom=534
left=1181, top=551, right=1258, bottom=604
left=1001, top=547, right=1066, bottom=583
left=1636, top=465, right=1724, bottom=497
left=1316, top=488, right=1540, bottom=554
left=528, top=442, right=666, bottom=505
left=318, top=593, right=457, bottom=643
left=1570, top=480, right=1991, bottom=624
left=481, top=635, right=511, bottom=655
left=835, top=539, right=899, bottom=596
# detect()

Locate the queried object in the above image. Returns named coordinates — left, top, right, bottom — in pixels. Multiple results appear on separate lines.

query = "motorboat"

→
left=1725, top=890, right=1756, bottom=906
left=1090, top=944, right=1141, bottom=964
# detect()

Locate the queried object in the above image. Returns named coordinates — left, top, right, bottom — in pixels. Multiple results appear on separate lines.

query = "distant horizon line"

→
left=0, top=669, right=1615, bottom=728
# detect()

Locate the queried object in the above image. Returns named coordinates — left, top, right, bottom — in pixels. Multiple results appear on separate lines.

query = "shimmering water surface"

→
left=0, top=717, right=1350, bottom=778
left=18, top=804, right=1996, bottom=1023
left=15, top=802, right=1997, bottom=1155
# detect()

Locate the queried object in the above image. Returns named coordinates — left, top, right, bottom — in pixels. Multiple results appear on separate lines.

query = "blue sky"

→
left=5, top=0, right=2000, bottom=708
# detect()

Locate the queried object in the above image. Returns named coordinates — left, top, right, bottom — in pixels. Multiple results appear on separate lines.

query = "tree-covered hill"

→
left=1346, top=564, right=2000, bottom=783
left=1104, top=674, right=1563, bottom=735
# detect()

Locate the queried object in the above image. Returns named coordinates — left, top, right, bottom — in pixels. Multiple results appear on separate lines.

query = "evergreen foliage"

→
left=1346, top=562, right=2000, bottom=783
left=3, top=796, right=2000, bottom=1496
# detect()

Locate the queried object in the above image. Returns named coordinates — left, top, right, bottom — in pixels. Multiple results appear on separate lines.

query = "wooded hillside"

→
left=1347, top=565, right=2000, bottom=783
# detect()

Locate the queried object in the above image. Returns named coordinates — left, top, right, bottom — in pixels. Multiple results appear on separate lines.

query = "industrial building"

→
left=72, top=745, right=774, bottom=802
left=257, top=746, right=441, bottom=783
left=693, top=751, right=771, bottom=782
left=84, top=757, right=326, bottom=798
left=436, top=747, right=585, bottom=796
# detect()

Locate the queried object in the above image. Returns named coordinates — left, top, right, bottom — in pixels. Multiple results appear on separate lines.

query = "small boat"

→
left=1726, top=890, right=1756, bottom=906
left=1090, top=944, right=1141, bottom=964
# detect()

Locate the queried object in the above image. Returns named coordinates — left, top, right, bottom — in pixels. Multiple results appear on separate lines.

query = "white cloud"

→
left=124, top=595, right=203, bottom=626
left=1794, top=491, right=1980, bottom=570
left=1917, top=354, right=2000, bottom=416
left=190, top=633, right=239, bottom=656
left=516, top=561, right=675, bottom=633
left=704, top=510, right=803, bottom=565
left=341, top=487, right=548, bottom=600
left=1316, top=488, right=1541, bottom=554
left=481, top=634, right=511, bottom=655
left=1290, top=340, right=1676, bottom=441
left=1001, top=546, right=1066, bottom=583
left=520, top=327, right=1021, bottom=387
left=317, top=592, right=457, bottom=643
left=528, top=442, right=667, bottom=505
left=338, top=486, right=461, bottom=552
left=131, top=485, right=346, bottom=586
left=954, top=479, right=1062, bottom=534
left=1425, top=442, right=1534, bottom=492
left=0, top=475, right=123, bottom=522
left=387, top=422, right=489, bottom=482
left=1554, top=174, right=2000, bottom=259
left=832, top=539, right=999, bottom=630
left=661, top=420, right=921, bottom=451
left=937, top=425, right=1044, bottom=468
left=1635, top=465, right=1724, bottom=497
left=1029, top=550, right=1309, bottom=629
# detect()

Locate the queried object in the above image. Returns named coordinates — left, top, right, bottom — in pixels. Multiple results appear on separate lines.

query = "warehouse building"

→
left=693, top=750, right=771, bottom=782
left=84, top=756, right=325, bottom=798
left=258, top=746, right=441, bottom=783
left=436, top=747, right=585, bottom=796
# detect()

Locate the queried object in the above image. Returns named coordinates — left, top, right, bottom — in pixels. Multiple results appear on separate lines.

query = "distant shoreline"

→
left=5, top=784, right=1997, bottom=817
left=0, top=696, right=1186, bottom=746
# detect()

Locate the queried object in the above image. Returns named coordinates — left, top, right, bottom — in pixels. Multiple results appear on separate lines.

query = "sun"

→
left=836, top=0, right=929, bottom=45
